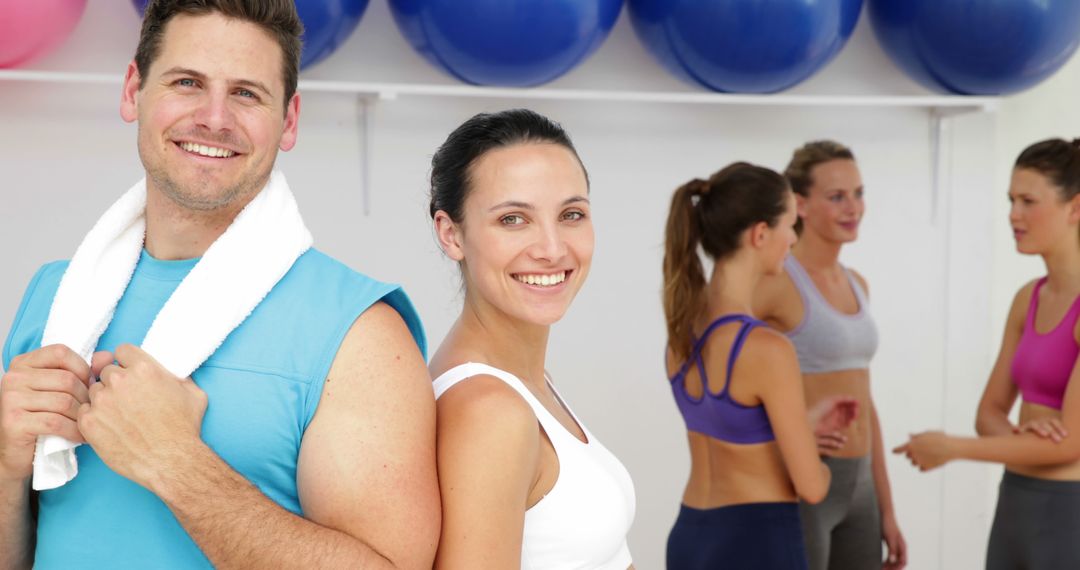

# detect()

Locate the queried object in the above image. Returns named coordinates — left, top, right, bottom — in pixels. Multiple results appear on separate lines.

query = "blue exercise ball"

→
left=131, top=0, right=369, bottom=70
left=389, top=0, right=624, bottom=87
left=869, top=0, right=1080, bottom=95
left=628, top=0, right=863, bottom=93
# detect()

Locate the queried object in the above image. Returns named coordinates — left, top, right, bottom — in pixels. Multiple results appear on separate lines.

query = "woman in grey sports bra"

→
left=753, top=141, right=907, bottom=570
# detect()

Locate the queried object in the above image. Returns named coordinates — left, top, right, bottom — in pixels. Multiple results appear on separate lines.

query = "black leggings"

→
left=666, top=502, right=809, bottom=570
left=986, top=471, right=1080, bottom=570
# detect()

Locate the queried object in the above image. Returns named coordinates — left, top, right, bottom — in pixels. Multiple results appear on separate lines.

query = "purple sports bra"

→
left=1011, top=278, right=1080, bottom=410
left=669, top=314, right=776, bottom=445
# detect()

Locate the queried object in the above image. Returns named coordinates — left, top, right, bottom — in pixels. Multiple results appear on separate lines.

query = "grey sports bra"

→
left=784, top=255, right=878, bottom=374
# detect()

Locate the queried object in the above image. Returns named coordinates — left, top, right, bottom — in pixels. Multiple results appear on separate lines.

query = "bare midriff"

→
left=1009, top=401, right=1080, bottom=480
left=681, top=433, right=797, bottom=508
left=803, top=368, right=872, bottom=457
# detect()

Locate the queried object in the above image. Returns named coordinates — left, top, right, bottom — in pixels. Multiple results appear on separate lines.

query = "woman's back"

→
left=661, top=162, right=828, bottom=570
left=667, top=316, right=804, bottom=507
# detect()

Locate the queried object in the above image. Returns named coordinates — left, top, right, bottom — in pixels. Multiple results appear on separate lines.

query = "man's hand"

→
left=79, top=344, right=207, bottom=489
left=0, top=345, right=94, bottom=482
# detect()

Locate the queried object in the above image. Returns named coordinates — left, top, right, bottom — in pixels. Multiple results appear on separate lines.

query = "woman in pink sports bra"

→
left=896, top=138, right=1080, bottom=570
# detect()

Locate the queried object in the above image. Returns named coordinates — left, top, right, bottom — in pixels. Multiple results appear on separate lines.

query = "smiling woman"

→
left=425, top=109, right=637, bottom=570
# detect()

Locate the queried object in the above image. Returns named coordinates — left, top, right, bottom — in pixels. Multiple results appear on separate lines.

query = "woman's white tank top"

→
left=433, top=362, right=636, bottom=570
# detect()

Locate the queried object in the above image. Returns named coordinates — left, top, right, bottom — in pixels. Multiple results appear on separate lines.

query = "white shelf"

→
left=1, top=67, right=993, bottom=217
left=0, top=69, right=999, bottom=114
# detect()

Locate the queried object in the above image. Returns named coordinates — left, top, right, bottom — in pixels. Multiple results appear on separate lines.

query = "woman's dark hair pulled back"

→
left=1015, top=138, right=1080, bottom=201
left=428, top=108, right=587, bottom=223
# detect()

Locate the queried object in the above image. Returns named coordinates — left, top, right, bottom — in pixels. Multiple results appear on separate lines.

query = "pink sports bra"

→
left=1011, top=278, right=1080, bottom=410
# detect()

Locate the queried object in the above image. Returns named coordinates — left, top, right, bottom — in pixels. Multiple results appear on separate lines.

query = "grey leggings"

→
left=986, top=471, right=1080, bottom=570
left=799, top=455, right=881, bottom=570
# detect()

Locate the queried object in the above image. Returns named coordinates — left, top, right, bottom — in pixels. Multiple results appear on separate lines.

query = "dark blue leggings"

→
left=667, top=502, right=809, bottom=570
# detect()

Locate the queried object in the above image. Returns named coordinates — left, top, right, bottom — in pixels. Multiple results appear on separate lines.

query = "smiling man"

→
left=0, top=1, right=439, bottom=568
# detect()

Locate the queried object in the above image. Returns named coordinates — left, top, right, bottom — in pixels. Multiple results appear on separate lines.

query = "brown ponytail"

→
left=663, top=179, right=709, bottom=361
left=662, top=164, right=790, bottom=361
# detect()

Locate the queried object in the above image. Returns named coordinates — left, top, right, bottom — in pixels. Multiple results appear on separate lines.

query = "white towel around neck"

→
left=34, top=171, right=312, bottom=490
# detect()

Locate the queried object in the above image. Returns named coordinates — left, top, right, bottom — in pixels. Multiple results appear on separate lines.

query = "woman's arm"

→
left=433, top=376, right=540, bottom=569
left=975, top=284, right=1032, bottom=436
left=898, top=331, right=1080, bottom=470
left=870, top=403, right=907, bottom=569
left=850, top=270, right=907, bottom=568
left=847, top=273, right=899, bottom=515
left=747, top=329, right=831, bottom=503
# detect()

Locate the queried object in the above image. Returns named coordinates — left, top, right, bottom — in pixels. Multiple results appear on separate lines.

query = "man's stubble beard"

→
left=140, top=142, right=268, bottom=214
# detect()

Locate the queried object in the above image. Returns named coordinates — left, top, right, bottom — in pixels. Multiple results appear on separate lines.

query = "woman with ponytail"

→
left=753, top=141, right=906, bottom=570
left=896, top=138, right=1080, bottom=570
left=663, top=163, right=857, bottom=570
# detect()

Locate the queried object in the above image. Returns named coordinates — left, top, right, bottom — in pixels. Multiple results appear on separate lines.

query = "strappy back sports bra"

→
left=669, top=314, right=776, bottom=444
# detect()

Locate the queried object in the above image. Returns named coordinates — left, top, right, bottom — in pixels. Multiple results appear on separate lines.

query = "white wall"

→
left=1, top=2, right=1075, bottom=568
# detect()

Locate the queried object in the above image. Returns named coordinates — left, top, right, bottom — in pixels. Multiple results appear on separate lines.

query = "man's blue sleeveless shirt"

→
left=2, top=249, right=426, bottom=568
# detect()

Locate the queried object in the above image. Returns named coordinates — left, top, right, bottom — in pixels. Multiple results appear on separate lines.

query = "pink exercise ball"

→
left=0, top=0, right=87, bottom=68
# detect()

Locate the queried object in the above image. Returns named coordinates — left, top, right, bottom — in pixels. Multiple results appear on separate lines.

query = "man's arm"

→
left=0, top=477, right=33, bottom=570
left=81, top=302, right=441, bottom=569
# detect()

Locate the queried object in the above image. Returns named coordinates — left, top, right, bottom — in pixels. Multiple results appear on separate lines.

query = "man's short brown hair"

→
left=134, top=0, right=303, bottom=105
